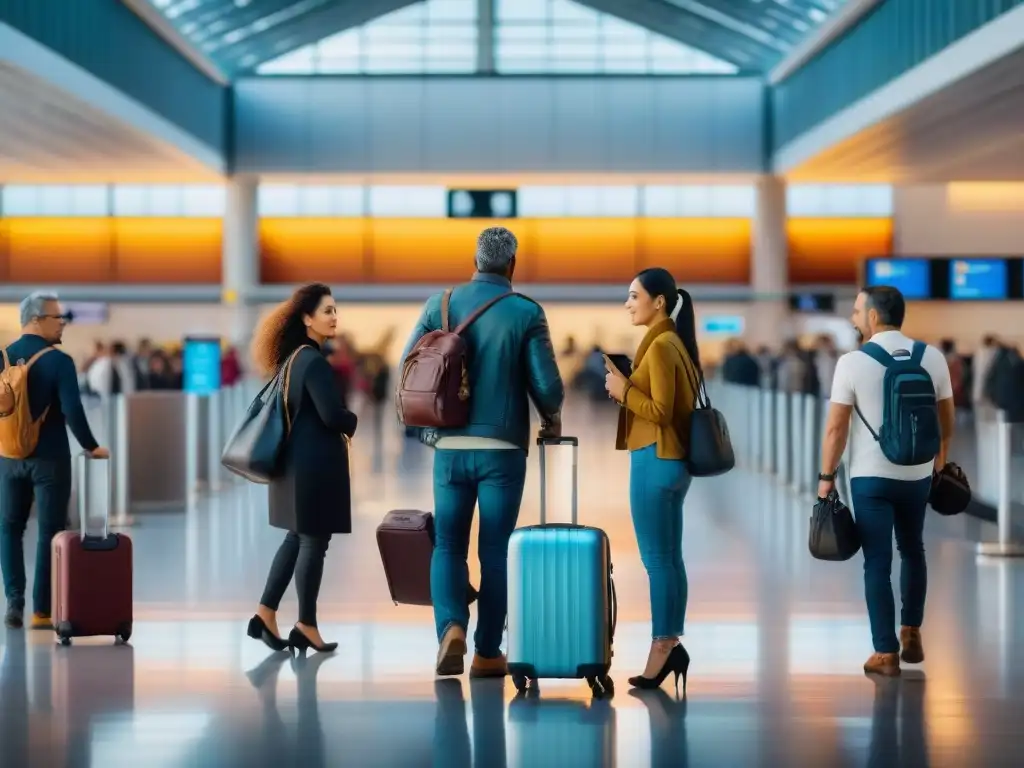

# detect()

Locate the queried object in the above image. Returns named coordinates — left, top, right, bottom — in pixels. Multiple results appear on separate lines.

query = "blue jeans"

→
left=431, top=448, right=527, bottom=658
left=0, top=458, right=72, bottom=615
left=850, top=475, right=932, bottom=654
left=629, top=444, right=692, bottom=639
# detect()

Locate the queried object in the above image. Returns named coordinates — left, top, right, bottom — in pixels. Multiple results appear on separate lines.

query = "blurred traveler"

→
left=133, top=338, right=154, bottom=390
left=814, top=335, right=839, bottom=398
left=939, top=339, right=966, bottom=408
left=249, top=284, right=358, bottom=655
left=776, top=340, right=808, bottom=394
left=720, top=339, right=760, bottom=387
left=972, top=334, right=998, bottom=408
left=147, top=351, right=179, bottom=390
left=85, top=340, right=135, bottom=398
left=603, top=268, right=699, bottom=692
left=818, top=286, right=954, bottom=677
left=1, top=291, right=107, bottom=630
left=221, top=346, right=243, bottom=388
left=399, top=226, right=564, bottom=678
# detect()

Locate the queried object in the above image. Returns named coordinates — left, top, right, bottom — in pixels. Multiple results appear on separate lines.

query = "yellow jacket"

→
left=615, top=319, right=699, bottom=459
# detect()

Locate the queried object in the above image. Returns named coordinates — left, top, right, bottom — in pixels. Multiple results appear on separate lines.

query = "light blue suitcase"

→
left=506, top=436, right=617, bottom=697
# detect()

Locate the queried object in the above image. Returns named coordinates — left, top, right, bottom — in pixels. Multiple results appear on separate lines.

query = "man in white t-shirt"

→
left=817, top=286, right=955, bottom=678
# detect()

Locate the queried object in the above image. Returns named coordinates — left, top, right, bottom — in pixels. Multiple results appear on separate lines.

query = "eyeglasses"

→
left=37, top=314, right=69, bottom=321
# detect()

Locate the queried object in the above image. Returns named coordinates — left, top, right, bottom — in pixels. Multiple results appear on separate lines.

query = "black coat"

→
left=269, top=345, right=358, bottom=536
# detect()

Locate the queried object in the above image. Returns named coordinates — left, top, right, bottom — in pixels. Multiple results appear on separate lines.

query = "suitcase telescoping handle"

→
left=77, top=452, right=111, bottom=541
left=537, top=436, right=578, bottom=526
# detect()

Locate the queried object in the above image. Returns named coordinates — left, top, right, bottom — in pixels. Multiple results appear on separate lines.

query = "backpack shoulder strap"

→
left=859, top=342, right=894, bottom=368
left=440, top=288, right=454, bottom=333
left=910, top=340, right=926, bottom=365
left=453, top=292, right=517, bottom=335
left=25, top=347, right=55, bottom=369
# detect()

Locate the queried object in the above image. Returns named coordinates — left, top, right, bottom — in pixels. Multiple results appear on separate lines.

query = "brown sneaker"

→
left=863, top=652, right=901, bottom=677
left=435, top=625, right=467, bottom=676
left=900, top=626, right=924, bottom=664
left=469, top=653, right=508, bottom=679
left=30, top=613, right=53, bottom=631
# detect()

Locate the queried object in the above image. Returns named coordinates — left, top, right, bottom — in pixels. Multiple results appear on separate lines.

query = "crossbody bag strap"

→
left=664, top=333, right=707, bottom=410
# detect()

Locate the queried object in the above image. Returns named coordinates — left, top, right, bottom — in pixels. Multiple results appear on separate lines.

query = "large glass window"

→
left=1, top=185, right=108, bottom=216
left=787, top=184, right=893, bottom=217
left=111, top=185, right=226, bottom=217
left=257, top=0, right=478, bottom=75
left=258, top=185, right=365, bottom=217
left=494, top=0, right=737, bottom=75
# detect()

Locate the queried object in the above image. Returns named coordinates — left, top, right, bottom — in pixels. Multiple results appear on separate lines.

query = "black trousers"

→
left=259, top=532, right=331, bottom=627
left=0, top=458, right=72, bottom=615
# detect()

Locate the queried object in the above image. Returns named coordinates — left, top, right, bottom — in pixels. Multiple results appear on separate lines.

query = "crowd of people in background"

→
left=76, top=332, right=397, bottom=415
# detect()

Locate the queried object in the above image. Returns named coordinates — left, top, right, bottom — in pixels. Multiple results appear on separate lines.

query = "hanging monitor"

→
left=949, top=258, right=1008, bottom=300
left=864, top=258, right=931, bottom=300
left=447, top=189, right=517, bottom=219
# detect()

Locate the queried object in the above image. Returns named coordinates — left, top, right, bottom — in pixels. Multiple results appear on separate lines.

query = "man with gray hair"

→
left=399, top=226, right=564, bottom=679
left=1, top=291, right=107, bottom=630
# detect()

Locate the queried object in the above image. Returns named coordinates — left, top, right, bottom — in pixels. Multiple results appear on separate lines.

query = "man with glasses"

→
left=1, top=291, right=108, bottom=630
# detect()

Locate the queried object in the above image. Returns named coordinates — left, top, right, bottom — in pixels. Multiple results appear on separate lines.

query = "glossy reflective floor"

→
left=2, top=397, right=1023, bottom=767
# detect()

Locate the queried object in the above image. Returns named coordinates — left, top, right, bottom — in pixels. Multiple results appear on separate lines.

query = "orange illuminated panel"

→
left=788, top=218, right=893, bottom=284
left=260, top=219, right=368, bottom=284
left=114, top=218, right=222, bottom=283
left=527, top=219, right=638, bottom=283
left=369, top=219, right=519, bottom=284
left=3, top=218, right=114, bottom=283
left=638, top=219, right=751, bottom=284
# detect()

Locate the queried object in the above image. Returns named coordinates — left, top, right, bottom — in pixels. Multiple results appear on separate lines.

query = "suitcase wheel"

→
left=115, top=622, right=132, bottom=645
left=512, top=673, right=529, bottom=694
left=586, top=675, right=614, bottom=699
left=56, top=621, right=73, bottom=646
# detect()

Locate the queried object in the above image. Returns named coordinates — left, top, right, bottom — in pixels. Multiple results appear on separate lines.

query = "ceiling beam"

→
left=573, top=0, right=773, bottom=69
left=120, top=0, right=229, bottom=84
left=221, top=0, right=422, bottom=74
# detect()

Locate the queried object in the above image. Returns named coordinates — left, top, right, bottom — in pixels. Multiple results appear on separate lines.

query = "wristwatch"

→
left=818, top=471, right=836, bottom=482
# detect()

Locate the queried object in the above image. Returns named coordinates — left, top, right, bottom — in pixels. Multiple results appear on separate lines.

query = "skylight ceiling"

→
left=136, top=0, right=849, bottom=77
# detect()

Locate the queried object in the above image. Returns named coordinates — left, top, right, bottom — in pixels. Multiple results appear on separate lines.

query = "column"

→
left=222, top=176, right=260, bottom=347
left=750, top=175, right=791, bottom=346
left=476, top=0, right=495, bottom=74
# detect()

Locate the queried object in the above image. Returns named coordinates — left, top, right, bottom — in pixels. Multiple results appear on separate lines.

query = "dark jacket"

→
left=399, top=272, right=564, bottom=452
left=269, top=345, right=358, bottom=537
left=0, top=334, right=98, bottom=461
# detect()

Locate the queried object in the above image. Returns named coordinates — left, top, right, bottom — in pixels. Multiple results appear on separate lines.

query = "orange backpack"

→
left=0, top=346, right=55, bottom=459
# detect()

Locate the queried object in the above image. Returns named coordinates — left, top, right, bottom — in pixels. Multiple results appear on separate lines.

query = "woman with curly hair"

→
left=247, top=283, right=358, bottom=655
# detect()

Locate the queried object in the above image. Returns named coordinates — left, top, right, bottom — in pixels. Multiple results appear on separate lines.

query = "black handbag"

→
left=221, top=348, right=303, bottom=484
left=809, top=490, right=861, bottom=561
left=672, top=345, right=735, bottom=477
left=929, top=462, right=972, bottom=516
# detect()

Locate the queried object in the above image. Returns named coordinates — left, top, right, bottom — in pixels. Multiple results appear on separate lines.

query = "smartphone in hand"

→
left=602, top=353, right=632, bottom=377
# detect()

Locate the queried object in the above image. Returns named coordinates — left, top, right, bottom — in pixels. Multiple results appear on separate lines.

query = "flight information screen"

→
left=949, top=258, right=1008, bottom=300
left=865, top=259, right=931, bottom=300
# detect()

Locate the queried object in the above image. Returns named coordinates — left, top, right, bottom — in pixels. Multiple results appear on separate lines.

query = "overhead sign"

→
left=700, top=315, right=745, bottom=336
left=447, top=189, right=517, bottom=219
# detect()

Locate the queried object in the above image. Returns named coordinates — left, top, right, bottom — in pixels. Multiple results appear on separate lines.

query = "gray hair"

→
left=475, top=227, right=518, bottom=274
left=20, top=291, right=60, bottom=327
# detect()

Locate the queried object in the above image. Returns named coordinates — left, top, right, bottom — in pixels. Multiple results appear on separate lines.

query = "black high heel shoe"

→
left=247, top=615, right=290, bottom=652
left=629, top=644, right=690, bottom=695
left=288, top=626, right=338, bottom=655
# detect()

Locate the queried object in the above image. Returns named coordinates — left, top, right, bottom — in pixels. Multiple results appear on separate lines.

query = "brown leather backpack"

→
left=396, top=288, right=515, bottom=429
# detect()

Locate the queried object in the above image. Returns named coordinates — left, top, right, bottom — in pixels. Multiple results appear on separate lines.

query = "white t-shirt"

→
left=830, top=331, right=953, bottom=481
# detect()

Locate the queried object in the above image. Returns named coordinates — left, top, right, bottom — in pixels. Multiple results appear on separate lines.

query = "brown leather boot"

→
left=469, top=653, right=508, bottom=679
left=900, top=626, right=924, bottom=664
left=435, top=625, right=467, bottom=677
left=863, top=652, right=901, bottom=677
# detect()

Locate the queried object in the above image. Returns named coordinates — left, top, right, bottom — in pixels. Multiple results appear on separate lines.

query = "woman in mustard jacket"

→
left=604, top=267, right=701, bottom=695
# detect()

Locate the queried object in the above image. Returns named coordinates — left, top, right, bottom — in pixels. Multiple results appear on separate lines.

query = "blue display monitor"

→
left=865, top=259, right=931, bottom=300
left=949, top=258, right=1008, bottom=300
left=183, top=336, right=222, bottom=395
left=700, top=315, right=745, bottom=336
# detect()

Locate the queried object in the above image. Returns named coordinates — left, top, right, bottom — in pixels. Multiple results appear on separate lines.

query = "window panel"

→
left=677, top=186, right=712, bottom=217
left=427, top=0, right=477, bottom=22
left=258, top=185, right=301, bottom=217
left=148, top=186, right=183, bottom=216
left=518, top=186, right=566, bottom=217
left=180, top=185, right=225, bottom=217
left=551, top=0, right=596, bottom=23
left=1, top=186, right=39, bottom=216
left=496, top=0, right=547, bottom=22
left=642, top=186, right=681, bottom=218
left=601, top=58, right=649, bottom=74
left=316, top=58, right=361, bottom=74
left=710, top=186, right=755, bottom=218
left=368, top=186, right=447, bottom=218
left=316, top=30, right=361, bottom=57
left=496, top=57, right=549, bottom=73
left=112, top=185, right=148, bottom=217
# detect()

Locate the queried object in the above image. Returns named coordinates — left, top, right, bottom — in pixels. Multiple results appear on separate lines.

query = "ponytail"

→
left=672, top=288, right=703, bottom=379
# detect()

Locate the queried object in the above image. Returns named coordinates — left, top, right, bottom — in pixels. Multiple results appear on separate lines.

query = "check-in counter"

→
left=126, top=391, right=190, bottom=512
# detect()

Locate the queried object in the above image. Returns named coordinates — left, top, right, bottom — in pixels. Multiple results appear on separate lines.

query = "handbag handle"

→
left=281, top=346, right=307, bottom=435
left=666, top=337, right=710, bottom=410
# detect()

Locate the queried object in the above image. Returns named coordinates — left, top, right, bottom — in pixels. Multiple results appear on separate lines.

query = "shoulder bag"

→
left=670, top=341, right=735, bottom=477
left=221, top=347, right=305, bottom=484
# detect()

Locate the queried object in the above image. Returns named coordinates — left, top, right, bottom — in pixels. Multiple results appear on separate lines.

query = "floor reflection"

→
left=2, top=399, right=1024, bottom=765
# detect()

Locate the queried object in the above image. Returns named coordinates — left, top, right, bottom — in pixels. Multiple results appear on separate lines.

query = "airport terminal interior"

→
left=2, top=0, right=1024, bottom=765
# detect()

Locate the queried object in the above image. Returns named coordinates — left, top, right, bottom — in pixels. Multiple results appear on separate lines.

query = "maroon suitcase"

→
left=52, top=454, right=133, bottom=645
left=376, top=509, right=477, bottom=606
